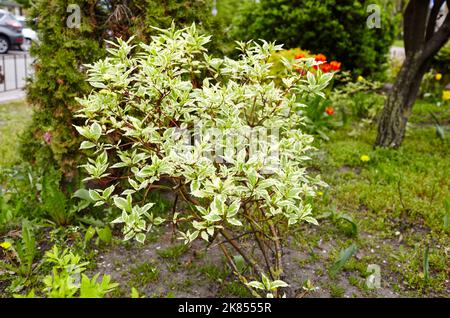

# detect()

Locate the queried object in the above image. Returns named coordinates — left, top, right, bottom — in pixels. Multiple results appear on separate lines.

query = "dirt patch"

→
left=92, top=225, right=227, bottom=297
left=92, top=223, right=403, bottom=298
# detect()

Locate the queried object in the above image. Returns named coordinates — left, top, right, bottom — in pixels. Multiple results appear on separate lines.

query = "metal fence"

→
left=0, top=53, right=33, bottom=92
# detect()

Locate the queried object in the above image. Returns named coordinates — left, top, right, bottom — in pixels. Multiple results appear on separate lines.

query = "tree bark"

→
left=375, top=0, right=450, bottom=148
left=375, top=52, right=423, bottom=148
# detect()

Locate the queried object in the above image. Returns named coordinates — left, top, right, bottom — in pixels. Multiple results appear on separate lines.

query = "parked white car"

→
left=16, top=16, right=38, bottom=51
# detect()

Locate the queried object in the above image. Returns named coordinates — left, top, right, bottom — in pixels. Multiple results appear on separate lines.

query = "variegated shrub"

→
left=76, top=24, right=333, bottom=297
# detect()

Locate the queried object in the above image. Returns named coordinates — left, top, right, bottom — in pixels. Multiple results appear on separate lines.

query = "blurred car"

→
left=16, top=16, right=38, bottom=51
left=0, top=10, right=23, bottom=54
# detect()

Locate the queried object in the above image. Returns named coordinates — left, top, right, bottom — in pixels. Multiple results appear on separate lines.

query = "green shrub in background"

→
left=137, top=0, right=230, bottom=55
left=21, top=0, right=105, bottom=182
left=433, top=40, right=450, bottom=85
left=232, top=0, right=397, bottom=79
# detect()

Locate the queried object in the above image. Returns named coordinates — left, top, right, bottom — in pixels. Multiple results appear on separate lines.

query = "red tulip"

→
left=315, top=54, right=327, bottom=62
left=320, top=63, right=332, bottom=73
left=330, top=61, right=341, bottom=71
left=325, top=107, right=334, bottom=115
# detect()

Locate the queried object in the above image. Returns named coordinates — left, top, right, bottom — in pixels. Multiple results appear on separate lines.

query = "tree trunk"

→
left=375, top=0, right=450, bottom=148
left=375, top=52, right=425, bottom=148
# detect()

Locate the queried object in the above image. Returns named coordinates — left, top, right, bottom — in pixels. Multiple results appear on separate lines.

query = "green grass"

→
left=0, top=100, right=31, bottom=167
left=307, top=99, right=450, bottom=296
left=156, top=244, right=188, bottom=260
left=198, top=263, right=228, bottom=282
left=409, top=99, right=450, bottom=125
left=316, top=126, right=449, bottom=234
left=329, top=283, right=345, bottom=298
left=129, top=262, right=160, bottom=287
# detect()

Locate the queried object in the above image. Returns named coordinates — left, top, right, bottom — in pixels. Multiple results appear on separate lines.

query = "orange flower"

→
left=320, top=63, right=332, bottom=73
left=325, top=106, right=334, bottom=115
left=315, top=54, right=327, bottom=62
left=295, top=52, right=305, bottom=59
left=330, top=61, right=341, bottom=71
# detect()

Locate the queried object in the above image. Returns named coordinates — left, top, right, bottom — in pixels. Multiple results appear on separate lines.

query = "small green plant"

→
left=40, top=246, right=118, bottom=298
left=301, top=95, right=338, bottom=140
left=198, top=263, right=228, bottom=282
left=329, top=243, right=357, bottom=278
left=329, top=283, right=345, bottom=298
left=429, top=111, right=447, bottom=142
left=83, top=225, right=113, bottom=247
left=444, top=198, right=450, bottom=233
left=318, top=210, right=358, bottom=237
left=422, top=246, right=430, bottom=283
left=129, top=262, right=160, bottom=287
left=0, top=165, right=42, bottom=227
left=420, top=70, right=446, bottom=102
left=0, top=220, right=38, bottom=292
left=157, top=244, right=188, bottom=260
left=40, top=170, right=92, bottom=227
left=130, top=287, right=144, bottom=298
left=246, top=273, right=289, bottom=298
left=331, top=76, right=384, bottom=122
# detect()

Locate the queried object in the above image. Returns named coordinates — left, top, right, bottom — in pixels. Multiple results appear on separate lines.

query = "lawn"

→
left=0, top=100, right=32, bottom=167
left=0, top=97, right=448, bottom=298
left=307, top=110, right=449, bottom=297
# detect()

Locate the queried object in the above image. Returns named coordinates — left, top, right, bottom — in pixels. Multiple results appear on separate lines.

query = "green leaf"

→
left=233, top=255, right=246, bottom=274
left=338, top=213, right=358, bottom=236
left=329, top=243, right=357, bottom=277
left=136, top=233, right=146, bottom=244
left=270, top=280, right=289, bottom=290
left=84, top=226, right=96, bottom=245
left=80, top=141, right=96, bottom=150
left=21, top=220, right=36, bottom=273
left=90, top=122, right=102, bottom=141
left=261, top=273, right=271, bottom=290
left=113, top=196, right=131, bottom=212
left=246, top=281, right=265, bottom=290
left=96, top=227, right=112, bottom=244
left=89, top=189, right=103, bottom=202
left=131, top=287, right=141, bottom=298
left=227, top=218, right=243, bottom=227
left=103, top=185, right=115, bottom=199
left=73, top=189, right=93, bottom=202
left=303, top=216, right=319, bottom=226
left=200, top=231, right=209, bottom=241
left=423, top=246, right=430, bottom=281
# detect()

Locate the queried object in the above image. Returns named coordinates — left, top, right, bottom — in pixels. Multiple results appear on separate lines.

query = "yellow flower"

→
left=443, top=90, right=450, bottom=101
left=435, top=73, right=442, bottom=81
left=360, top=155, right=370, bottom=162
left=317, top=191, right=324, bottom=196
left=357, top=75, right=364, bottom=82
left=0, top=241, right=12, bottom=249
